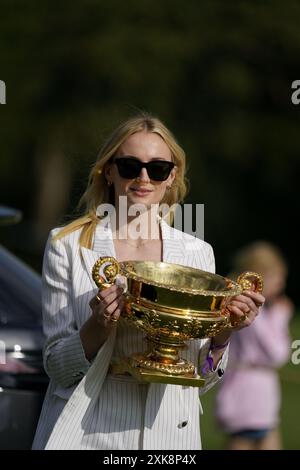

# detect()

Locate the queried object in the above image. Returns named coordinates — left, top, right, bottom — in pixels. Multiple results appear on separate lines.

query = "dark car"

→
left=0, top=206, right=48, bottom=449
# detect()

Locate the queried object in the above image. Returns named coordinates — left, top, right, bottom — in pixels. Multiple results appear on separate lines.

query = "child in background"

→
left=215, top=241, right=293, bottom=450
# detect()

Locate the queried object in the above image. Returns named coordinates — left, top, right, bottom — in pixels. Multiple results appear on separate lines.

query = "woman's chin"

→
left=115, top=192, right=161, bottom=209
left=127, top=193, right=157, bottom=206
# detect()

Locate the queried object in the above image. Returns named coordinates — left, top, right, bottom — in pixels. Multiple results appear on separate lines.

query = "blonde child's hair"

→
left=232, top=241, right=288, bottom=277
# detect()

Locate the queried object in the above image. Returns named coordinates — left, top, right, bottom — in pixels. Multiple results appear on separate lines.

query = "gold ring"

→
left=110, top=317, right=118, bottom=323
left=244, top=306, right=251, bottom=318
left=96, top=295, right=101, bottom=303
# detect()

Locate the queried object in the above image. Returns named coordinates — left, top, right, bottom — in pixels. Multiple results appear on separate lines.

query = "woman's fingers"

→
left=243, top=290, right=265, bottom=307
left=89, top=284, right=118, bottom=308
left=102, top=298, right=124, bottom=326
left=226, top=291, right=265, bottom=331
left=105, top=297, right=124, bottom=316
left=228, top=299, right=252, bottom=314
left=227, top=305, right=252, bottom=328
left=102, top=287, right=124, bottom=308
left=89, top=284, right=124, bottom=326
left=227, top=304, right=250, bottom=319
left=107, top=307, right=123, bottom=322
left=90, top=285, right=123, bottom=309
left=96, top=284, right=122, bottom=301
left=227, top=295, right=256, bottom=324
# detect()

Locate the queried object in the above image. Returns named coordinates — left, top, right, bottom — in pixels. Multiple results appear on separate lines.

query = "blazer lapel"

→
left=161, top=218, right=203, bottom=269
left=161, top=218, right=187, bottom=265
left=80, top=218, right=116, bottom=289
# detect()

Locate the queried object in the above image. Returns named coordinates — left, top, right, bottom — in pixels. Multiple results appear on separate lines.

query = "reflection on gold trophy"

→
left=92, top=257, right=263, bottom=387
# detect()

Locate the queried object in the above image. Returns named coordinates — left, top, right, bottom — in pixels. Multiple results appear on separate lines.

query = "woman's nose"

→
left=137, top=167, right=150, bottom=182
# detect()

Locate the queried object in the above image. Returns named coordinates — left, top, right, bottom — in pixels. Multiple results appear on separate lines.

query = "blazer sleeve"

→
left=42, top=230, right=91, bottom=388
left=198, top=339, right=229, bottom=396
left=197, top=242, right=229, bottom=396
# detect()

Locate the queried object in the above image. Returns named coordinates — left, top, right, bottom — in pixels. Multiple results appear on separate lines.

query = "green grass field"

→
left=200, top=314, right=300, bottom=450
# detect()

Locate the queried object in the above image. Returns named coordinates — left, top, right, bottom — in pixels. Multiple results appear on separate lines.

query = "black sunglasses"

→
left=114, top=156, right=175, bottom=182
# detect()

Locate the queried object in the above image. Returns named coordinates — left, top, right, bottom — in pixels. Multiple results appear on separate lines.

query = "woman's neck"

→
left=113, top=205, right=161, bottom=242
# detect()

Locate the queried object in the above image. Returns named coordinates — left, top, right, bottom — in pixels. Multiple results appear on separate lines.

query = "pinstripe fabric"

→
left=32, top=217, right=228, bottom=450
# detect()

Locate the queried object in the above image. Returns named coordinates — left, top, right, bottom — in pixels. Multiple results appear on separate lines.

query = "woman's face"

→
left=105, top=130, right=176, bottom=209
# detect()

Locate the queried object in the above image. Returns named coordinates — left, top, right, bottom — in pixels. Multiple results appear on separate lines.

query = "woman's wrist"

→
left=210, top=339, right=230, bottom=351
left=80, top=312, right=110, bottom=361
left=211, top=331, right=231, bottom=349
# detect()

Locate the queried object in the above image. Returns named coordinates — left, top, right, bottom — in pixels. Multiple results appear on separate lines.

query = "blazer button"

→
left=178, top=421, right=188, bottom=429
left=217, top=368, right=224, bottom=377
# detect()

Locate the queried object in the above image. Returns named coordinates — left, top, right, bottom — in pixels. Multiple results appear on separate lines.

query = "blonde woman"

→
left=32, top=113, right=265, bottom=450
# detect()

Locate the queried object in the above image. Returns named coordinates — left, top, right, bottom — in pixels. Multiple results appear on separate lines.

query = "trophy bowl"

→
left=92, top=257, right=263, bottom=387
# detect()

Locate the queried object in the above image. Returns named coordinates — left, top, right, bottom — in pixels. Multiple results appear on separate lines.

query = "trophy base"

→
left=109, top=358, right=206, bottom=388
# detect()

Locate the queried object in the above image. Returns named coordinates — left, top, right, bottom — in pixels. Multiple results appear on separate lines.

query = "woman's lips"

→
left=130, top=187, right=153, bottom=196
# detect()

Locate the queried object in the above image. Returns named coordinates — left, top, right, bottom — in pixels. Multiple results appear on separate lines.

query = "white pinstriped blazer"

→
left=32, top=217, right=228, bottom=450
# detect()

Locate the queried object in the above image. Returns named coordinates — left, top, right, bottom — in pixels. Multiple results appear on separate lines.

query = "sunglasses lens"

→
left=115, top=158, right=140, bottom=179
left=147, top=161, right=174, bottom=181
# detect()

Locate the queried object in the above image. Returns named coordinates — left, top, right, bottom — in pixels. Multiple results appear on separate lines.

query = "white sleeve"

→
left=42, top=231, right=91, bottom=388
left=197, top=242, right=229, bottom=395
left=206, top=243, right=216, bottom=274
left=198, top=339, right=229, bottom=396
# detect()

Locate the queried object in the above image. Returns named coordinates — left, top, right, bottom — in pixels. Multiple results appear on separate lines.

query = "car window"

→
left=0, top=246, right=42, bottom=327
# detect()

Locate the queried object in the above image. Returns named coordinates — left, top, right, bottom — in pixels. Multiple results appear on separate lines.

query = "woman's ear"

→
left=168, top=167, right=176, bottom=186
left=104, top=162, right=113, bottom=182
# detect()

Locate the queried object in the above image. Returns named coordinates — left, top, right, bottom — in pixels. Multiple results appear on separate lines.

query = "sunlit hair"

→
left=231, top=241, right=288, bottom=278
left=54, top=111, right=188, bottom=248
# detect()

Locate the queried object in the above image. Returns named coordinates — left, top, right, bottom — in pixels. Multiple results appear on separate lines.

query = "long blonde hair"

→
left=55, top=112, right=188, bottom=248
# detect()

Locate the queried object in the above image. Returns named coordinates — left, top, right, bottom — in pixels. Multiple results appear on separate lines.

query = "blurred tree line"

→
left=0, top=0, right=299, bottom=304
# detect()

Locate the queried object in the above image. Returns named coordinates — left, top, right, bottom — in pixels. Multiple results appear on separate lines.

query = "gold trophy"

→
left=92, top=257, right=263, bottom=387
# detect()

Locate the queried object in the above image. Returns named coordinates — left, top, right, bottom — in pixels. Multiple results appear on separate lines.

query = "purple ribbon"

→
left=201, top=356, right=214, bottom=375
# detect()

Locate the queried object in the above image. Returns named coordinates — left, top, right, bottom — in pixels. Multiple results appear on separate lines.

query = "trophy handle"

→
left=236, top=271, right=263, bottom=293
left=225, top=271, right=263, bottom=329
left=92, top=256, right=120, bottom=290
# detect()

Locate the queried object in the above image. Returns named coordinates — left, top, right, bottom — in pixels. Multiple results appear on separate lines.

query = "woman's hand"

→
left=80, top=285, right=125, bottom=361
left=209, top=290, right=265, bottom=367
left=89, top=284, right=124, bottom=329
left=226, top=290, right=265, bottom=330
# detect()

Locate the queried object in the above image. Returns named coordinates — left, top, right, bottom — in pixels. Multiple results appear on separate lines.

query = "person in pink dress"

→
left=215, top=241, right=293, bottom=450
